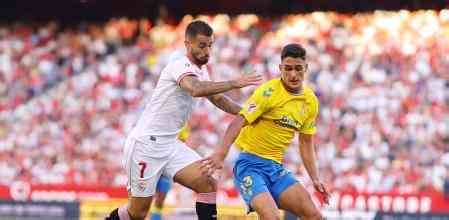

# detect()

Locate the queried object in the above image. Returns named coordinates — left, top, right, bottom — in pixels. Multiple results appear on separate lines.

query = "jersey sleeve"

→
left=239, top=85, right=271, bottom=124
left=171, top=60, right=200, bottom=85
left=299, top=95, right=319, bottom=135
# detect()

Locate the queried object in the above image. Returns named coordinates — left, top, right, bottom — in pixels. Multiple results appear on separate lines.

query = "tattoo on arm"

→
left=208, top=94, right=241, bottom=115
left=180, top=76, right=235, bottom=97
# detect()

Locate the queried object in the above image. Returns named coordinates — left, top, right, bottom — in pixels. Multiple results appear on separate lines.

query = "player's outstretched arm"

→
left=179, top=74, right=262, bottom=97
left=299, top=133, right=330, bottom=204
left=207, top=94, right=241, bottom=115
left=201, top=115, right=247, bottom=175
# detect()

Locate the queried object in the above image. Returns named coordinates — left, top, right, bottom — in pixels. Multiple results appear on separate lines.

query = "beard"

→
left=193, top=54, right=209, bottom=65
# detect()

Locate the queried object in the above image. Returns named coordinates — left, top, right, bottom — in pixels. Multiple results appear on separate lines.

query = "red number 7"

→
left=138, top=162, right=147, bottom=178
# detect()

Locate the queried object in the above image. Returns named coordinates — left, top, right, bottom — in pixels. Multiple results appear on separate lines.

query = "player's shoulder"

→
left=265, top=78, right=281, bottom=87
left=303, top=85, right=317, bottom=97
left=303, top=84, right=319, bottom=107
left=167, top=55, right=192, bottom=69
left=168, top=50, right=186, bottom=62
left=254, top=78, right=280, bottom=97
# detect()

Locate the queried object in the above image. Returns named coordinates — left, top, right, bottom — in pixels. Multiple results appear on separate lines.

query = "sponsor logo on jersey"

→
left=273, top=115, right=299, bottom=129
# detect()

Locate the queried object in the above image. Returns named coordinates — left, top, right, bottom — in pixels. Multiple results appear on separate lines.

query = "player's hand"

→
left=231, top=73, right=263, bottom=88
left=312, top=180, right=330, bottom=205
left=200, top=152, right=226, bottom=177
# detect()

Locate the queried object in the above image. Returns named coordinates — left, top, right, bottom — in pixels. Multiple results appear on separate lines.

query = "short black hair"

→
left=185, top=20, right=213, bottom=38
left=281, top=43, right=306, bottom=60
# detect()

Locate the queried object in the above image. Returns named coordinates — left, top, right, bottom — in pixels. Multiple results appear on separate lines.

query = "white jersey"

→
left=130, top=55, right=210, bottom=138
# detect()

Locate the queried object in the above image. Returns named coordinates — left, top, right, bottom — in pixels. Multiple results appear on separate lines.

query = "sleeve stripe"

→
left=177, top=72, right=200, bottom=85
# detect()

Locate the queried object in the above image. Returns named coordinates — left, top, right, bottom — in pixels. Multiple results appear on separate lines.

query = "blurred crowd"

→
left=0, top=11, right=448, bottom=199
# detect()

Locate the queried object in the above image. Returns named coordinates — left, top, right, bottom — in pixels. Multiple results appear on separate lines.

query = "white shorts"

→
left=123, top=134, right=201, bottom=197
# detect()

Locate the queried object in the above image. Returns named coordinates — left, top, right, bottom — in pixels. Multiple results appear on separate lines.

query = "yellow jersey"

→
left=236, top=78, right=319, bottom=163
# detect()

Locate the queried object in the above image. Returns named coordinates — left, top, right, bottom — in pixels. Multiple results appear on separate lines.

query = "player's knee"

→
left=271, top=212, right=281, bottom=220
left=259, top=210, right=280, bottom=220
left=128, top=206, right=150, bottom=220
left=193, top=176, right=217, bottom=193
left=304, top=210, right=323, bottom=220
left=206, top=177, right=217, bottom=192
left=129, top=210, right=148, bottom=220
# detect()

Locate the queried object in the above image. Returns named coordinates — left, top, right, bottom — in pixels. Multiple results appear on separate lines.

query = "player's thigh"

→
left=173, top=160, right=216, bottom=193
left=251, top=192, right=280, bottom=220
left=234, top=169, right=272, bottom=211
left=278, top=183, right=321, bottom=218
left=233, top=158, right=279, bottom=219
left=128, top=196, right=153, bottom=218
left=125, top=138, right=166, bottom=198
left=165, top=142, right=216, bottom=193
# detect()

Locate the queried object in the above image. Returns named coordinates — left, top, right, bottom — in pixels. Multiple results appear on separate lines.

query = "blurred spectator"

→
left=0, top=11, right=448, bottom=202
left=444, top=170, right=449, bottom=199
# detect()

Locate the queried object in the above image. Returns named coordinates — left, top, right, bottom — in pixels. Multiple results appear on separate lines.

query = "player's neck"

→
left=186, top=53, right=203, bottom=68
left=280, top=80, right=303, bottom=95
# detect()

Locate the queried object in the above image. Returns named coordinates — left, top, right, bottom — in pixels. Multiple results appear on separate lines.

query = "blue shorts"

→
left=156, top=176, right=172, bottom=194
left=233, top=152, right=298, bottom=208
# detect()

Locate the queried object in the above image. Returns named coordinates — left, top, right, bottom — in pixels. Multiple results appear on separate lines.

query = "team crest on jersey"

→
left=299, top=107, right=306, bottom=116
left=247, top=103, right=257, bottom=113
left=262, top=87, right=274, bottom=97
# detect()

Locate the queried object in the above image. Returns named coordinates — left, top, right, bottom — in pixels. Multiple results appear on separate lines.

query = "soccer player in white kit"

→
left=106, top=20, right=262, bottom=220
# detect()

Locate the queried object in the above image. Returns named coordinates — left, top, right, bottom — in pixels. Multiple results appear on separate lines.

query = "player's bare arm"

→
left=207, top=94, right=241, bottom=115
left=299, top=133, right=330, bottom=204
left=201, top=115, right=247, bottom=175
left=179, top=74, right=262, bottom=97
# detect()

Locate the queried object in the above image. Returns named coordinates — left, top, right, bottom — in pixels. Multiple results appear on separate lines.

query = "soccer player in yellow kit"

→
left=203, top=44, right=329, bottom=220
